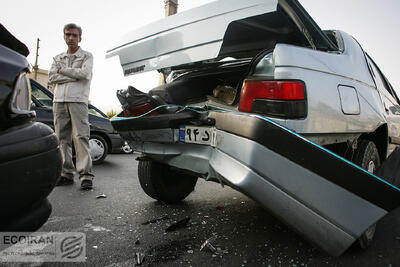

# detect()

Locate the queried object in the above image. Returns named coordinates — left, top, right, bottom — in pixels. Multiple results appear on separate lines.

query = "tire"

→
left=89, top=134, right=108, bottom=165
left=352, top=140, right=380, bottom=173
left=121, top=141, right=133, bottom=154
left=352, top=140, right=380, bottom=249
left=138, top=161, right=198, bottom=203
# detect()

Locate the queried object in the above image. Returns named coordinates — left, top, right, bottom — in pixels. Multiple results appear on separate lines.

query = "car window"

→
left=379, top=73, right=400, bottom=105
left=367, top=58, right=385, bottom=90
left=366, top=56, right=397, bottom=101
left=323, top=30, right=344, bottom=52
left=89, top=107, right=107, bottom=118
left=31, top=83, right=53, bottom=108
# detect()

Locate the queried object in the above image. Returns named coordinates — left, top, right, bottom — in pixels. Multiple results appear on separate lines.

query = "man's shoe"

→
left=81, top=179, right=93, bottom=190
left=56, top=176, right=74, bottom=186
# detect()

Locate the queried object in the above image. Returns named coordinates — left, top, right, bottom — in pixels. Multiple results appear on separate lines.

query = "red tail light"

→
left=123, top=103, right=158, bottom=117
left=239, top=81, right=305, bottom=112
left=238, top=80, right=306, bottom=119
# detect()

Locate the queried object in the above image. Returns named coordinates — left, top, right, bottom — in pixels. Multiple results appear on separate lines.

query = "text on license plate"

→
left=180, top=126, right=214, bottom=145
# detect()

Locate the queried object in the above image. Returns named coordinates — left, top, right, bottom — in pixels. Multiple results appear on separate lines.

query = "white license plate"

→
left=181, top=126, right=214, bottom=145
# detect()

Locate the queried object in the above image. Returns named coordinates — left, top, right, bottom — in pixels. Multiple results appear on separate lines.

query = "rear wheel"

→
left=89, top=134, right=108, bottom=165
left=352, top=140, right=380, bottom=249
left=138, top=161, right=198, bottom=203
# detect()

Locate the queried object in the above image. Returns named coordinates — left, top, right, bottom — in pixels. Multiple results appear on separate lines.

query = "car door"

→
left=366, top=55, right=400, bottom=152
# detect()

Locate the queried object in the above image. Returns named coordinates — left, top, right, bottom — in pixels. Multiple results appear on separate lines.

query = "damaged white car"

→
left=107, top=0, right=400, bottom=256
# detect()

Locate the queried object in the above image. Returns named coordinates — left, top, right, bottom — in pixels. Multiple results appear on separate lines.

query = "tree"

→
left=106, top=110, right=117, bottom=118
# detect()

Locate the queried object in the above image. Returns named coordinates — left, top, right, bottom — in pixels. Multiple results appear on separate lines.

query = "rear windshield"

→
left=219, top=8, right=310, bottom=59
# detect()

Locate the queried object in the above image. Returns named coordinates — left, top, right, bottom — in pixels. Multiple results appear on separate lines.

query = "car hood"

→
left=106, top=0, right=337, bottom=76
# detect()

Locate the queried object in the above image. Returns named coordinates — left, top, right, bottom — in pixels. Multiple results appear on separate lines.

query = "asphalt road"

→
left=13, top=154, right=400, bottom=266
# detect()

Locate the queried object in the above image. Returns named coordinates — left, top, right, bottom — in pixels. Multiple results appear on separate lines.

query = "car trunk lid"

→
left=106, top=0, right=337, bottom=76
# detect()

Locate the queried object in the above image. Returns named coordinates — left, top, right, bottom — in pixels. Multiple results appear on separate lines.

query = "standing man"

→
left=49, top=23, right=94, bottom=190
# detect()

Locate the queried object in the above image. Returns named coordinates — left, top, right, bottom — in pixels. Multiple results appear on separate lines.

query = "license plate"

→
left=180, top=126, right=214, bottom=145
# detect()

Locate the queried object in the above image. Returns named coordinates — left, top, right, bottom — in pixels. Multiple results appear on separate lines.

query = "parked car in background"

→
left=30, top=79, right=126, bottom=164
left=108, top=0, right=400, bottom=256
left=0, top=24, right=61, bottom=231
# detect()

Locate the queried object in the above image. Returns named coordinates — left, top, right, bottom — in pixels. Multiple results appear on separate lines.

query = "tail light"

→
left=123, top=103, right=158, bottom=117
left=9, top=72, right=35, bottom=122
left=239, top=80, right=307, bottom=119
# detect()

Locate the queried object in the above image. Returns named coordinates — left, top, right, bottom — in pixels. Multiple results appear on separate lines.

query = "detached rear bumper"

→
left=112, top=111, right=400, bottom=256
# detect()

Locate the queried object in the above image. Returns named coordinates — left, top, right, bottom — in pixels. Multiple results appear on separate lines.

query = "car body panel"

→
left=106, top=0, right=278, bottom=74
left=0, top=25, right=61, bottom=231
left=0, top=122, right=61, bottom=231
left=112, top=110, right=400, bottom=256
left=337, top=85, right=360, bottom=115
left=0, top=45, right=29, bottom=83
left=106, top=0, right=337, bottom=76
left=109, top=133, right=126, bottom=153
left=3, top=199, right=52, bottom=232
left=272, top=31, right=374, bottom=85
left=365, top=56, right=400, bottom=146
left=258, top=32, right=387, bottom=139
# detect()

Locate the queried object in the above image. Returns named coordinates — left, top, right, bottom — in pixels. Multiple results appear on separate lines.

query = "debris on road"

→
left=135, top=252, right=145, bottom=265
left=216, top=206, right=225, bottom=210
left=200, top=235, right=217, bottom=252
left=165, top=217, right=191, bottom=232
left=83, top=223, right=111, bottom=232
left=215, top=247, right=229, bottom=256
left=141, top=215, right=170, bottom=225
left=96, top=194, right=107, bottom=199
left=135, top=239, right=140, bottom=245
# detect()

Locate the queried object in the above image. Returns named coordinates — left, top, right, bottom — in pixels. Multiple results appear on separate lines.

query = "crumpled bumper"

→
left=114, top=111, right=400, bottom=256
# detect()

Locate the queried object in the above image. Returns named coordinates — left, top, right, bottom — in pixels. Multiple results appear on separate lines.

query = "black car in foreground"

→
left=0, top=24, right=61, bottom=231
left=30, top=79, right=126, bottom=164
